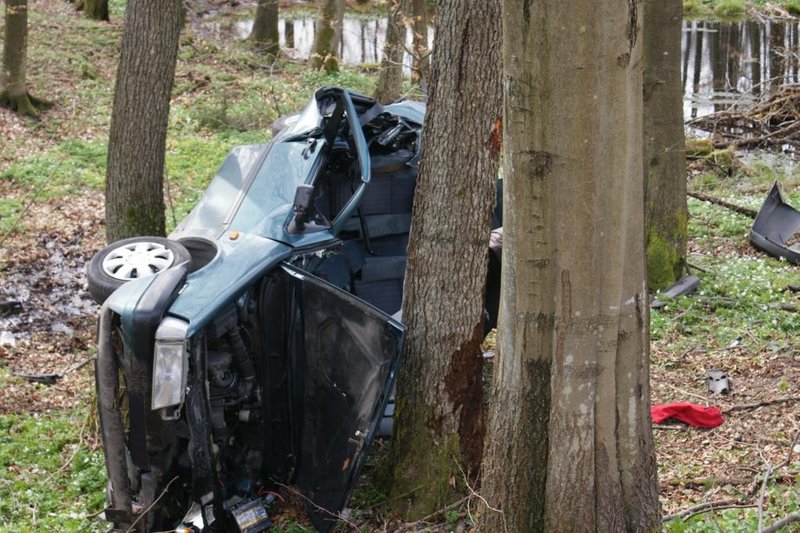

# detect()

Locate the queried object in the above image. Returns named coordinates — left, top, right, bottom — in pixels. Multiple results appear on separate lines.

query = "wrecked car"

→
left=88, top=87, right=501, bottom=532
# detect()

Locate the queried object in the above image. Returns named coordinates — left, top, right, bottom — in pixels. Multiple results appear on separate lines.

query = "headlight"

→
left=152, top=317, right=189, bottom=411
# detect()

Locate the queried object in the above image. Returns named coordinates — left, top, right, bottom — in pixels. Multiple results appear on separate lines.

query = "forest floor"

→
left=1, top=1, right=799, bottom=532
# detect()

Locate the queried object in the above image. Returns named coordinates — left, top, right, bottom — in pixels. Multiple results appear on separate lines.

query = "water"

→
left=683, top=20, right=800, bottom=119
left=201, top=13, right=800, bottom=121
left=200, top=16, right=432, bottom=71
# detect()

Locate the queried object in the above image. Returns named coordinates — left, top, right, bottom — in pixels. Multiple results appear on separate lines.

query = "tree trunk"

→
left=480, top=0, right=661, bottom=531
left=373, top=0, right=406, bottom=103
left=1, top=0, right=38, bottom=116
left=249, top=0, right=279, bottom=56
left=83, top=0, right=109, bottom=21
left=388, top=0, right=501, bottom=520
left=309, top=0, right=345, bottom=73
left=769, top=21, right=785, bottom=89
left=285, top=19, right=295, bottom=48
left=105, top=0, right=183, bottom=243
left=643, top=0, right=687, bottom=291
left=410, top=0, right=429, bottom=87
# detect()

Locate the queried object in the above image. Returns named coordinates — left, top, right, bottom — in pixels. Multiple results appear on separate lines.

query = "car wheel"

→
left=87, top=236, right=191, bottom=304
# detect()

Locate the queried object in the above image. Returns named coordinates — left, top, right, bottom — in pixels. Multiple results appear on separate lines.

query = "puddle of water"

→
left=200, top=15, right=433, bottom=72
left=199, top=11, right=800, bottom=128
left=683, top=19, right=800, bottom=119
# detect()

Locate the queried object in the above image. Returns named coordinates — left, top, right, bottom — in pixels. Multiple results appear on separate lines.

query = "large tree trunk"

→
left=105, top=0, right=183, bottom=243
left=372, top=0, right=406, bottom=103
left=388, top=0, right=501, bottom=520
left=1, top=0, right=38, bottom=116
left=309, top=0, right=345, bottom=72
left=643, top=0, right=687, bottom=291
left=410, top=0, right=429, bottom=87
left=249, top=0, right=279, bottom=56
left=83, top=0, right=109, bottom=21
left=480, top=0, right=661, bottom=531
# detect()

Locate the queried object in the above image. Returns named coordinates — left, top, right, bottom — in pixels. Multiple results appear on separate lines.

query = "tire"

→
left=271, top=113, right=300, bottom=138
left=87, top=236, right=191, bottom=304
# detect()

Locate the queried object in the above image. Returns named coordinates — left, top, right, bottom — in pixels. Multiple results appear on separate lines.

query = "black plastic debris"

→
left=706, top=368, right=732, bottom=395
left=750, top=182, right=800, bottom=264
left=651, top=275, right=701, bottom=309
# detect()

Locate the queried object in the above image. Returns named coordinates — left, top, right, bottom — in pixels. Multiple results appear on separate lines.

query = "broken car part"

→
left=750, top=181, right=800, bottom=264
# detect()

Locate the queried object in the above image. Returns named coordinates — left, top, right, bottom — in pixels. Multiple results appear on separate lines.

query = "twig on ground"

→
left=654, top=424, right=689, bottom=431
left=757, top=448, right=773, bottom=532
left=453, top=455, right=507, bottom=533
left=125, top=476, right=180, bottom=533
left=274, top=482, right=360, bottom=531
left=663, top=499, right=755, bottom=522
left=723, top=397, right=800, bottom=414
left=46, top=410, right=89, bottom=482
left=663, top=382, right=709, bottom=403
left=688, top=191, right=759, bottom=218
left=762, top=512, right=800, bottom=533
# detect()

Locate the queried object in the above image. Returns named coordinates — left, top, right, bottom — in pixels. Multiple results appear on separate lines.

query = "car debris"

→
left=650, top=275, right=701, bottom=309
left=706, top=368, right=732, bottom=395
left=750, top=181, right=800, bottom=263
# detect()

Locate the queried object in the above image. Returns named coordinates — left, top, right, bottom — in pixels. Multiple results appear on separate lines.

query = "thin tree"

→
left=373, top=0, right=407, bottom=103
left=410, top=0, right=429, bottom=87
left=388, top=0, right=501, bottom=520
left=83, top=0, right=109, bottom=21
left=249, top=0, right=279, bottom=57
left=105, top=0, right=183, bottom=242
left=1, top=0, right=47, bottom=116
left=309, top=0, right=345, bottom=73
left=643, top=0, right=687, bottom=291
left=480, top=0, right=661, bottom=530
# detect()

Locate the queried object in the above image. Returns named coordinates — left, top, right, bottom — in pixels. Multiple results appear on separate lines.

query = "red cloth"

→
left=650, top=402, right=724, bottom=429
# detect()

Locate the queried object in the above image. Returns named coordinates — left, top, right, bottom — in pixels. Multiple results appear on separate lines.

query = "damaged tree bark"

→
left=387, top=0, right=501, bottom=520
left=479, top=0, right=661, bottom=529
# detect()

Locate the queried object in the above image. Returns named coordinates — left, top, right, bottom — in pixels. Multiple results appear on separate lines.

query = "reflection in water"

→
left=683, top=20, right=800, bottom=119
left=201, top=16, right=433, bottom=72
left=201, top=14, right=798, bottom=121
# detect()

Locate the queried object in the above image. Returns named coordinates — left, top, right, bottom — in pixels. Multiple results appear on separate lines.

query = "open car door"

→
left=281, top=263, right=404, bottom=531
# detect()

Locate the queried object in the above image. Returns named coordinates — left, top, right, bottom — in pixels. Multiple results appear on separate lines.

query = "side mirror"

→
left=287, top=184, right=316, bottom=234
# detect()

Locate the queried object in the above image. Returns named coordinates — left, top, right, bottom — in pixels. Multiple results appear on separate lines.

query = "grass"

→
left=2, top=2, right=800, bottom=532
left=0, top=409, right=106, bottom=533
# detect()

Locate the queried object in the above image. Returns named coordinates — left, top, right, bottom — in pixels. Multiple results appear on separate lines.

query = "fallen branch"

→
left=125, top=476, right=179, bottom=533
left=762, top=512, right=800, bottom=533
left=688, top=191, right=759, bottom=219
left=662, top=499, right=754, bottom=522
left=723, top=397, right=800, bottom=414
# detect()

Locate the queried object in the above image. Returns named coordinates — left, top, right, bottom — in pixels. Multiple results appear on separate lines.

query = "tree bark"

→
left=1, top=0, right=38, bottom=116
left=249, top=0, right=279, bottom=56
left=373, top=0, right=406, bottom=103
left=410, top=0, right=429, bottom=87
left=309, top=0, right=345, bottom=73
left=83, top=0, right=109, bottom=21
left=480, top=0, right=661, bottom=531
left=105, top=0, right=183, bottom=243
left=285, top=19, right=295, bottom=48
left=643, top=0, right=687, bottom=291
left=769, top=21, right=785, bottom=89
left=388, top=0, right=501, bottom=521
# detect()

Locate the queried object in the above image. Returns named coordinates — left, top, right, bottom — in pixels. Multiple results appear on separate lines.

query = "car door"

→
left=280, top=263, right=404, bottom=531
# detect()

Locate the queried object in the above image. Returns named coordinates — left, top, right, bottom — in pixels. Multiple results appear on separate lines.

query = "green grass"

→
left=714, top=0, right=747, bottom=18
left=0, top=410, right=106, bottom=533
